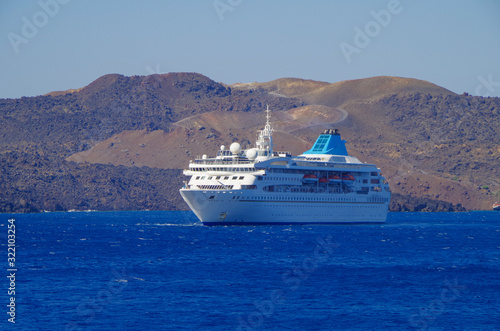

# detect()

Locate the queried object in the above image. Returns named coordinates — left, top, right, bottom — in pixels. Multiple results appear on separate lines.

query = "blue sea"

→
left=1, top=211, right=500, bottom=330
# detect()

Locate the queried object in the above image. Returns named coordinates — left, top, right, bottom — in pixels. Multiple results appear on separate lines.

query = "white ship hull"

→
left=180, top=107, right=391, bottom=226
left=180, top=189, right=389, bottom=225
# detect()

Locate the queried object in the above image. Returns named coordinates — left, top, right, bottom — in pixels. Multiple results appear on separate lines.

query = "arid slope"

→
left=2, top=73, right=498, bottom=212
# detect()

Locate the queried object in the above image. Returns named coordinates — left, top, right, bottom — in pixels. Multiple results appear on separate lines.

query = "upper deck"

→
left=184, top=109, right=384, bottom=178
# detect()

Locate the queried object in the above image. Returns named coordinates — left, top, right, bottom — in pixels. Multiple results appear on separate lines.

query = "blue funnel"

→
left=303, top=129, right=348, bottom=156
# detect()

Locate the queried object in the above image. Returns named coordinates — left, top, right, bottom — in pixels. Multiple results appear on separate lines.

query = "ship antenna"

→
left=264, top=105, right=273, bottom=155
left=266, top=105, right=271, bottom=127
left=264, top=104, right=273, bottom=136
left=255, top=105, right=274, bottom=155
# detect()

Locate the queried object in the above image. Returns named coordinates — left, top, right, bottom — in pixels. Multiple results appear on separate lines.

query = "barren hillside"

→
left=1, top=73, right=498, bottom=212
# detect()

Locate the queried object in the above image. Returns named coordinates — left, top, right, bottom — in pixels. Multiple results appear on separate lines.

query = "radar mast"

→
left=255, top=105, right=273, bottom=155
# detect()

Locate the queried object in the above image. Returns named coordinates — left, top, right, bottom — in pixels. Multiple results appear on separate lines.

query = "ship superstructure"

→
left=180, top=106, right=391, bottom=225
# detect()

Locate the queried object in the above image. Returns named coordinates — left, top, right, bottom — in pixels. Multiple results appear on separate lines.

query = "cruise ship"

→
left=180, top=106, right=391, bottom=225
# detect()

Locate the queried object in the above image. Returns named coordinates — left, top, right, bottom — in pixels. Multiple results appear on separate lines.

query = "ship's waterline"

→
left=180, top=106, right=390, bottom=225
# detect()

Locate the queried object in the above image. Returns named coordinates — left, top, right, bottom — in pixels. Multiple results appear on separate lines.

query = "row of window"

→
left=191, top=167, right=257, bottom=172
left=263, top=186, right=352, bottom=194
left=258, top=176, right=381, bottom=184
left=241, top=185, right=257, bottom=190
left=205, top=192, right=389, bottom=203
left=243, top=199, right=387, bottom=208
left=370, top=197, right=389, bottom=202
left=198, top=185, right=234, bottom=190
left=242, top=196, right=359, bottom=202
left=194, top=176, right=245, bottom=181
left=259, top=176, right=301, bottom=182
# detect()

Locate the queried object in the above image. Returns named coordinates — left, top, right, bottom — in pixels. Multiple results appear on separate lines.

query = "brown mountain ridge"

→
left=1, top=73, right=499, bottom=213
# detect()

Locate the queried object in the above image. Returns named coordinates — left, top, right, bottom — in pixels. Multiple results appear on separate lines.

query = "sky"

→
left=1, top=0, right=499, bottom=99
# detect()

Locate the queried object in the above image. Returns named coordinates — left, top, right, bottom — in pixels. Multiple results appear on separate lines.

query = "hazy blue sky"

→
left=1, top=0, right=499, bottom=99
